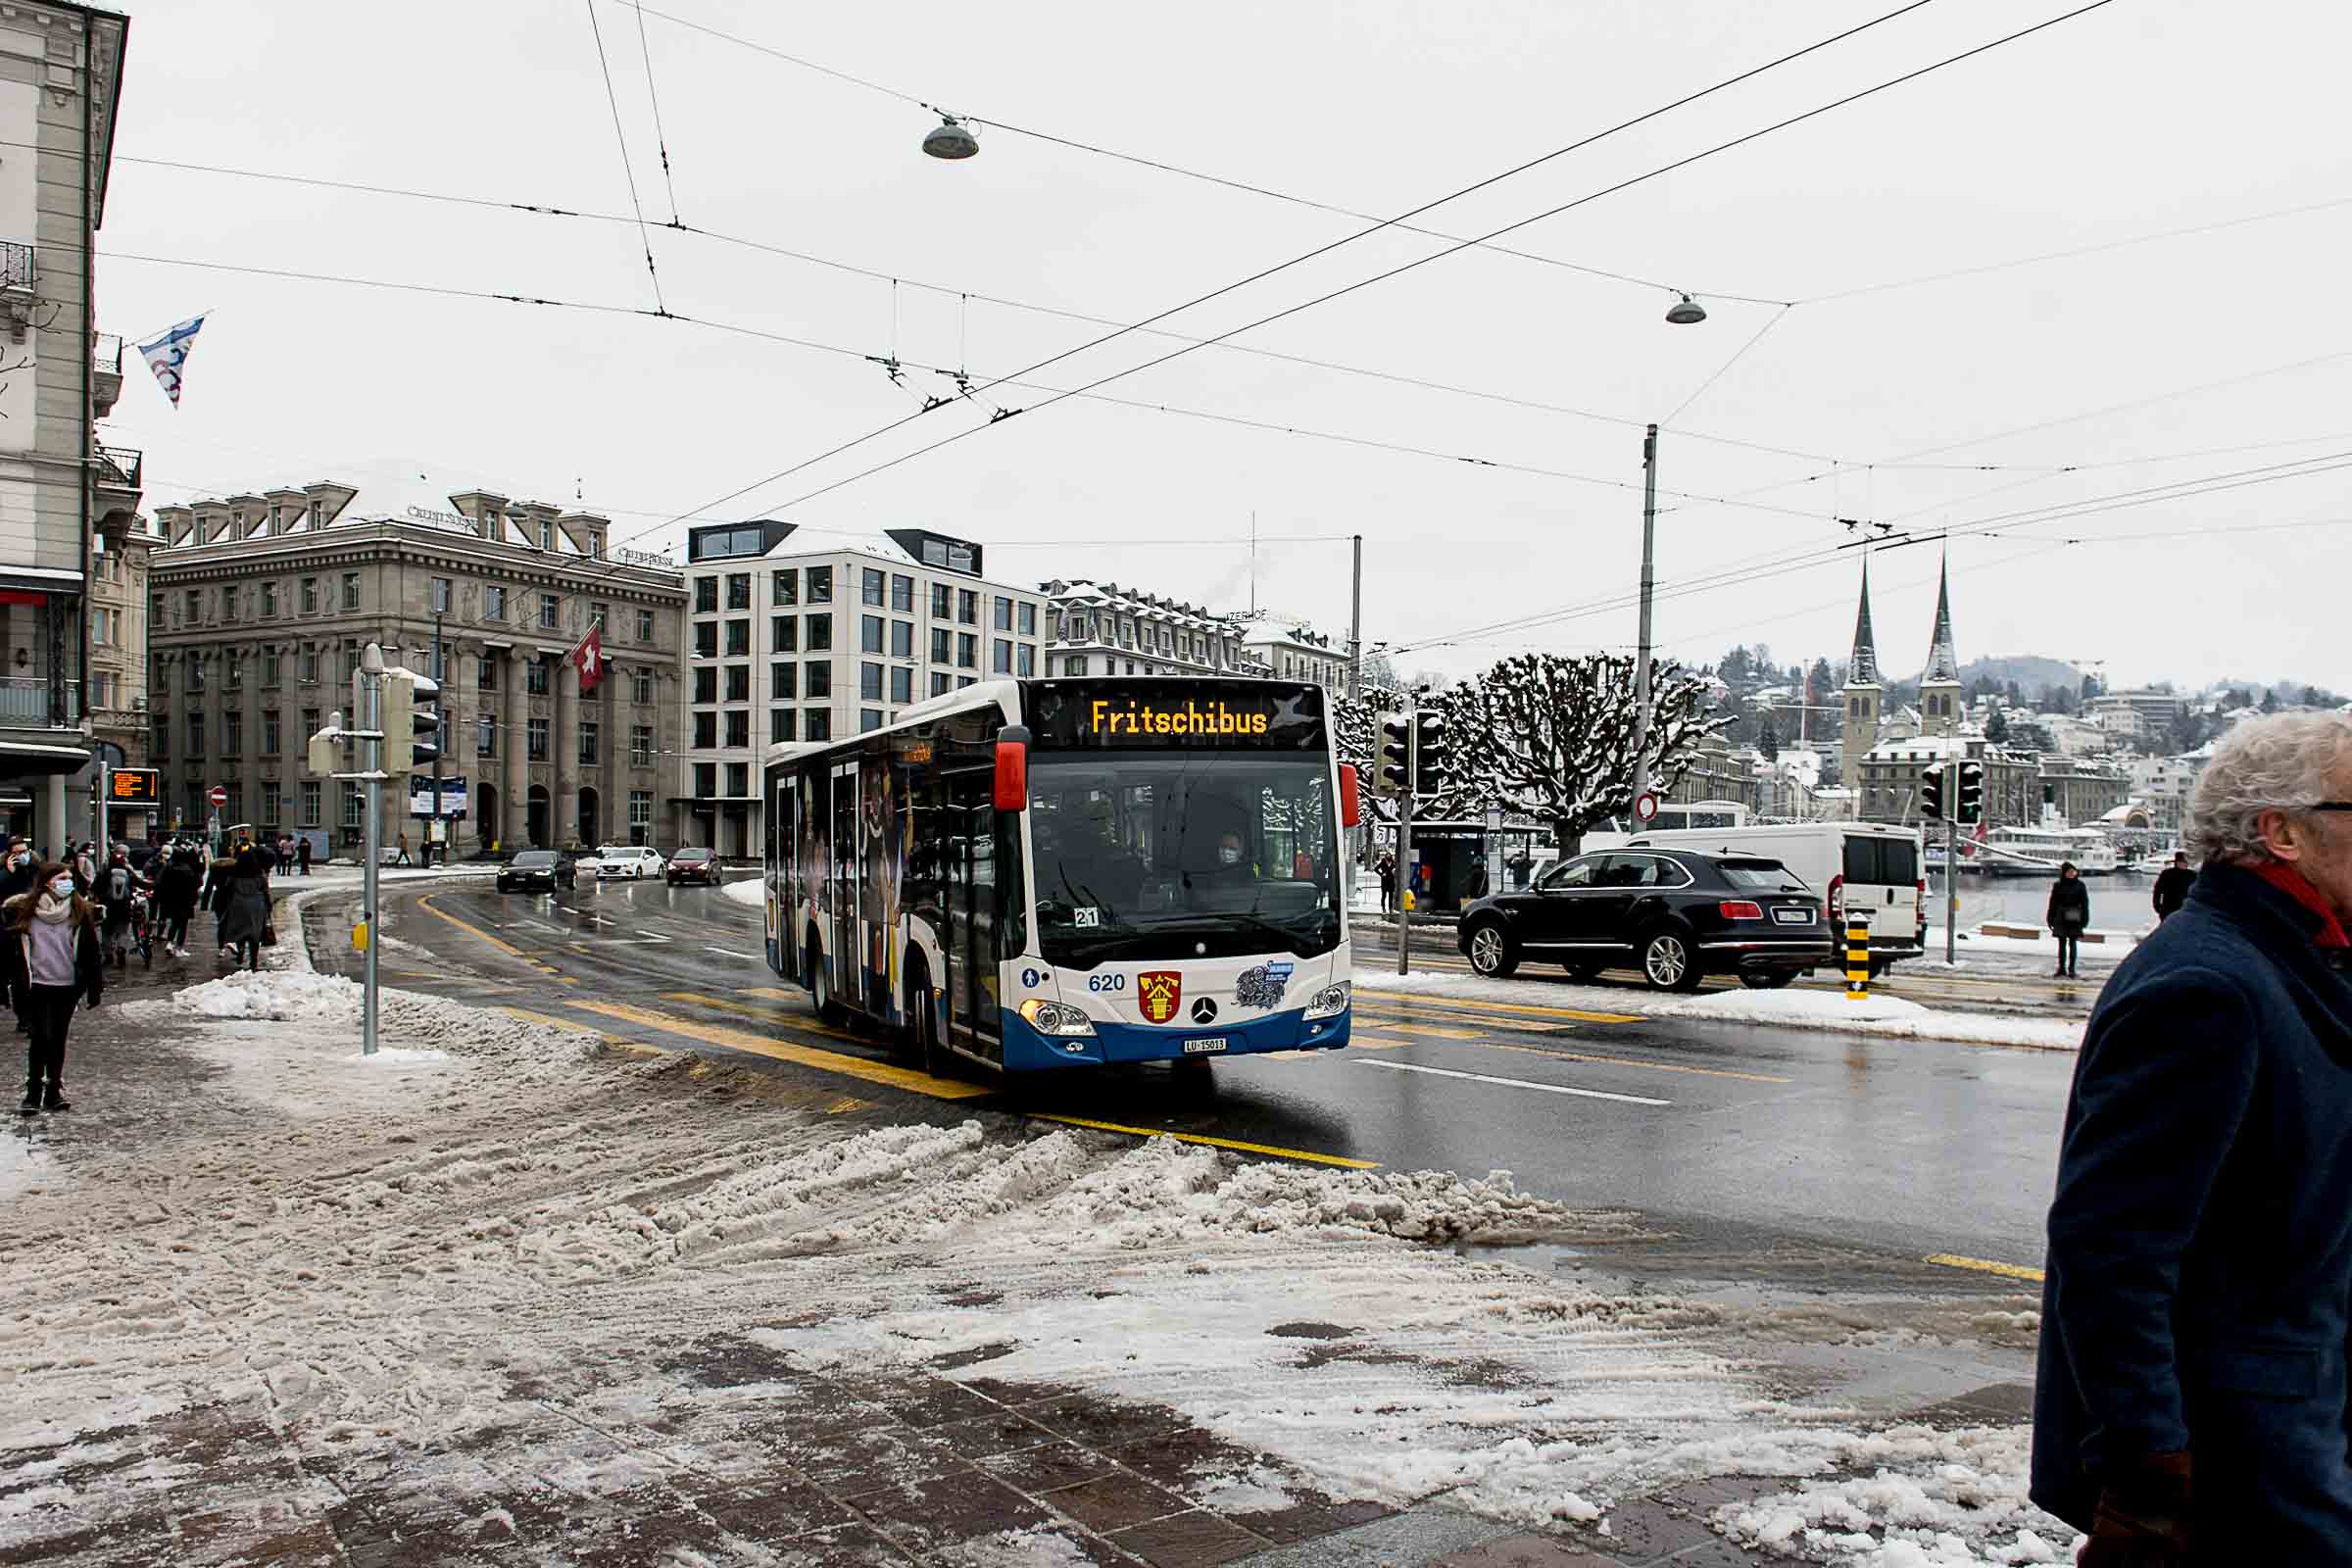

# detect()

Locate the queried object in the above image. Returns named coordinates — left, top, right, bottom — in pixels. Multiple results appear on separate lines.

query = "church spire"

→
left=1847, top=557, right=1881, bottom=687
left=1923, top=551, right=1958, bottom=684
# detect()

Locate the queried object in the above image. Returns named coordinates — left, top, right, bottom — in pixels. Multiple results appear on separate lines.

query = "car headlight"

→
left=1016, top=998, right=1096, bottom=1037
left=1302, top=981, right=1350, bottom=1020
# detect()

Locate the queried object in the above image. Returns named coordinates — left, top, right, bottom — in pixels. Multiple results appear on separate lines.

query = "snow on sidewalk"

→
left=0, top=971, right=2076, bottom=1566
left=1358, top=967, right=2087, bottom=1052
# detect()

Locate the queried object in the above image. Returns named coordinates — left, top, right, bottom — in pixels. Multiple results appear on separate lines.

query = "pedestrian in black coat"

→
left=2152, top=852, right=2194, bottom=921
left=1, top=864, right=104, bottom=1113
left=2047, top=861, right=2090, bottom=977
left=0, top=840, right=35, bottom=1029
left=2033, top=711, right=2352, bottom=1563
left=154, top=850, right=201, bottom=956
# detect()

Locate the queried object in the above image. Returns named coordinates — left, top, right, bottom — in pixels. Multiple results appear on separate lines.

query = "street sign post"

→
left=1634, top=792, right=1659, bottom=824
left=207, top=784, right=227, bottom=808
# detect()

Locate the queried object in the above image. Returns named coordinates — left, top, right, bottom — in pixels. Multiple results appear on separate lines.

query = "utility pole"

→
left=359, top=643, right=385, bottom=1056
left=1627, top=423, right=1659, bottom=815
left=429, top=612, right=444, bottom=868
left=1348, top=534, right=1362, bottom=703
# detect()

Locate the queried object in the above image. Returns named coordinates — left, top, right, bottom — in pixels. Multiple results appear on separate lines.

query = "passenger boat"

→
left=1976, top=825, right=2120, bottom=877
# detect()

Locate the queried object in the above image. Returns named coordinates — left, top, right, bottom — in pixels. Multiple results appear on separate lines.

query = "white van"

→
left=1620, top=821, right=1925, bottom=973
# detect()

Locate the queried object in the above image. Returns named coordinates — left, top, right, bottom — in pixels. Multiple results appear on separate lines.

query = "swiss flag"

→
left=568, top=623, right=606, bottom=695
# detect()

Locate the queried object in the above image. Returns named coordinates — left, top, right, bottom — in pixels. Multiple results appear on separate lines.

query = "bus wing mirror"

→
left=1339, top=763, right=1361, bottom=828
left=994, top=727, right=1030, bottom=813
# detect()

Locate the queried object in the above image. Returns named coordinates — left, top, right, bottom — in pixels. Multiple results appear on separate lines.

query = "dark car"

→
left=664, top=847, right=719, bottom=886
left=496, top=849, right=575, bottom=894
left=1456, top=849, right=1825, bottom=992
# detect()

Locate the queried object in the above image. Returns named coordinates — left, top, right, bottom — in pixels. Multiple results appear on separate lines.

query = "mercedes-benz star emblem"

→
left=1191, top=998, right=1218, bottom=1024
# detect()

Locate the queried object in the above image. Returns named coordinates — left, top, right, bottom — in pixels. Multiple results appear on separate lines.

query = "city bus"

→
left=760, top=677, right=1358, bottom=1076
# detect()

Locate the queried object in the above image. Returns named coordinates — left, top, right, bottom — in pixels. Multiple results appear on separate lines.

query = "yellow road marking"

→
left=494, top=1004, right=620, bottom=1044
left=560, top=998, right=992, bottom=1101
left=419, top=894, right=525, bottom=958
left=1356, top=992, right=1642, bottom=1026
left=1349, top=1028, right=1788, bottom=1083
left=659, top=990, right=888, bottom=1054
left=1032, top=1113, right=1377, bottom=1170
left=824, top=1096, right=870, bottom=1114
left=1926, top=1252, right=2045, bottom=1283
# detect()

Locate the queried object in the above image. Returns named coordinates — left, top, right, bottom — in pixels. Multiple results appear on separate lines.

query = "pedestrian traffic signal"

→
left=1376, top=715, right=1410, bottom=799
left=1412, top=711, right=1448, bottom=799
left=1919, top=764, right=1944, bottom=820
left=1956, top=760, right=1984, bottom=824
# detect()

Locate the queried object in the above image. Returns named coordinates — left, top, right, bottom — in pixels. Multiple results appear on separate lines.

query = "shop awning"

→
left=0, top=739, right=96, bottom=777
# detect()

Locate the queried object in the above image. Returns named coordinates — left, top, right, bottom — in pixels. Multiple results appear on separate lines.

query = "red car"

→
left=664, top=847, right=720, bottom=886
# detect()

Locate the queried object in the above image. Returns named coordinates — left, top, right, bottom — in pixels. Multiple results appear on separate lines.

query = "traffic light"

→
left=305, top=709, right=344, bottom=776
left=1375, top=714, right=1410, bottom=799
left=1919, top=763, right=1944, bottom=820
left=1956, top=760, right=1984, bottom=824
left=1412, top=711, right=1448, bottom=800
left=386, top=667, right=441, bottom=772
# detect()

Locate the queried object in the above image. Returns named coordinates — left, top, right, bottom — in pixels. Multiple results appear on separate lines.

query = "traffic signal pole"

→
left=1395, top=692, right=1414, bottom=978
left=359, top=643, right=384, bottom=1056
left=430, top=612, right=444, bottom=868
left=1946, top=812, right=1958, bottom=967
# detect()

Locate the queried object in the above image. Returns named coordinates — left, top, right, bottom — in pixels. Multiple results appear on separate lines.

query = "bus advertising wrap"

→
left=1026, top=679, right=1324, bottom=750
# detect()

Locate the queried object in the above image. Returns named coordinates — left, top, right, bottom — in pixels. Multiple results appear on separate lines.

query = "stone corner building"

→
left=146, top=485, right=683, bottom=857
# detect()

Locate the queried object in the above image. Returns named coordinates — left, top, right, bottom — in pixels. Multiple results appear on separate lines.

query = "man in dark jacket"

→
left=2034, top=711, right=2352, bottom=1562
left=2151, top=852, right=2194, bottom=921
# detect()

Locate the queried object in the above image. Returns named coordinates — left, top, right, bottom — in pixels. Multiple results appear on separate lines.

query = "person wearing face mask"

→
left=2, top=861, right=103, bottom=1114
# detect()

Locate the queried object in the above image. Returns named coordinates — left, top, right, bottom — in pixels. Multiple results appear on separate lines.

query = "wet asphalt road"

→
left=317, top=874, right=2076, bottom=1282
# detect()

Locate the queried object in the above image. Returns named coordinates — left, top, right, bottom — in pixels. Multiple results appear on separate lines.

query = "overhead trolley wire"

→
left=630, top=0, right=682, bottom=223
left=583, top=0, right=668, bottom=314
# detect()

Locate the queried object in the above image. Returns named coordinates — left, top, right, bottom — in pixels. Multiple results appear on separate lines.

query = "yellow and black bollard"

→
left=1844, top=911, right=1873, bottom=1001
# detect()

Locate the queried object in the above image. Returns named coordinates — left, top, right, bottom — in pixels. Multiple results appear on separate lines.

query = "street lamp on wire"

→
left=1626, top=297, right=1709, bottom=822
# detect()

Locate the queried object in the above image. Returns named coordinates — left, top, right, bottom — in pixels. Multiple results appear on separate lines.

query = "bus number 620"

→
left=1087, top=974, right=1127, bottom=994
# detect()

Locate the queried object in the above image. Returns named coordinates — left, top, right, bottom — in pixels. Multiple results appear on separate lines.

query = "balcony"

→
left=0, top=242, right=32, bottom=293
left=94, top=445, right=142, bottom=537
left=0, top=676, right=79, bottom=727
left=91, top=333, right=122, bottom=417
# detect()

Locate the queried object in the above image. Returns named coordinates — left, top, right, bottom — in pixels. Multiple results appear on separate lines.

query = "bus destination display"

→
left=1028, top=680, right=1325, bottom=749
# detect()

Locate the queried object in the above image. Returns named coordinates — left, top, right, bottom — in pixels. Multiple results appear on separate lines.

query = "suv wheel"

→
left=1640, top=929, right=1702, bottom=992
left=1466, top=922, right=1519, bottom=978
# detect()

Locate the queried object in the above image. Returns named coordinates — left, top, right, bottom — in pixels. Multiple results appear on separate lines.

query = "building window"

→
left=188, top=711, right=206, bottom=755
left=637, top=608, right=656, bottom=642
left=807, top=565, right=833, bottom=604
left=342, top=572, right=361, bottom=610
left=589, top=602, right=610, bottom=637
left=860, top=710, right=882, bottom=733
left=772, top=568, right=797, bottom=606
left=770, top=707, right=794, bottom=745
left=300, top=781, right=320, bottom=827
left=262, top=710, right=280, bottom=756
left=724, top=664, right=750, bottom=703
left=479, top=658, right=498, bottom=692
left=929, top=672, right=951, bottom=697
left=993, top=639, right=1012, bottom=674
left=225, top=653, right=243, bottom=692
left=724, top=711, right=749, bottom=748
left=430, top=576, right=452, bottom=613
left=485, top=585, right=506, bottom=621
left=806, top=710, right=832, bottom=742
left=860, top=662, right=883, bottom=702
left=262, top=647, right=280, bottom=685
left=477, top=715, right=496, bottom=757
left=342, top=784, right=365, bottom=832
left=261, top=581, right=279, bottom=617
left=628, top=790, right=651, bottom=837
left=772, top=662, right=796, bottom=700
left=1065, top=655, right=1088, bottom=677
left=693, top=710, right=717, bottom=748
left=1017, top=644, right=1036, bottom=677
left=300, top=643, right=319, bottom=682
left=891, top=620, right=913, bottom=659
left=580, top=721, right=599, bottom=764
left=540, top=593, right=560, bottom=630
left=725, top=619, right=750, bottom=658
left=860, top=614, right=884, bottom=655
left=890, top=573, right=913, bottom=613
left=958, top=589, right=978, bottom=625
left=630, top=725, right=653, bottom=764
left=527, top=659, right=551, bottom=696
left=693, top=762, right=716, bottom=797
left=956, top=633, right=977, bottom=669
left=994, top=596, right=1012, bottom=632
left=806, top=662, right=831, bottom=699
left=527, top=717, right=549, bottom=760
left=930, top=582, right=950, bottom=619
left=930, top=627, right=950, bottom=663
left=890, top=666, right=912, bottom=704
left=693, top=577, right=717, bottom=614
left=152, top=713, right=169, bottom=757
left=630, top=667, right=654, bottom=705
left=300, top=576, right=318, bottom=613
left=1017, top=602, right=1037, bottom=636
left=689, top=620, right=717, bottom=659
left=862, top=568, right=885, bottom=607
left=220, top=588, right=237, bottom=623
left=725, top=761, right=749, bottom=797
left=694, top=666, right=717, bottom=705
left=726, top=573, right=752, bottom=612
left=807, top=613, right=832, bottom=651
left=772, top=615, right=798, bottom=653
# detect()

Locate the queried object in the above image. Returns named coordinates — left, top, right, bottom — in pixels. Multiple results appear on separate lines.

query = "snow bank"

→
left=126, top=967, right=361, bottom=1023
left=1711, top=1425, right=2065, bottom=1565
left=720, top=874, right=765, bottom=907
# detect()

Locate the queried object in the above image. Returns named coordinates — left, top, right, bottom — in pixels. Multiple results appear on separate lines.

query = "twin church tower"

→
left=1838, top=555, right=1964, bottom=788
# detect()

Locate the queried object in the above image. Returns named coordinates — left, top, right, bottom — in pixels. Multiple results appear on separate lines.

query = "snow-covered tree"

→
left=1984, top=706, right=2011, bottom=744
left=1456, top=653, right=1729, bottom=852
left=1757, top=721, right=1781, bottom=760
left=1330, top=681, right=1487, bottom=827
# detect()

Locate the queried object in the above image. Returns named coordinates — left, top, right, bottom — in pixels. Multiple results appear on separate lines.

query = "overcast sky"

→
left=92, top=0, right=2351, bottom=693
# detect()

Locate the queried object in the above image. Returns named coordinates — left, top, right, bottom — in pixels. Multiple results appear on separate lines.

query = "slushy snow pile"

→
left=720, top=873, right=765, bottom=907
left=1, top=964, right=2076, bottom=1566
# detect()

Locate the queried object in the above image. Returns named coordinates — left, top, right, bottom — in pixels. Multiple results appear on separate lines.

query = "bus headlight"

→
left=1017, top=999, right=1097, bottom=1038
left=1302, top=982, right=1350, bottom=1020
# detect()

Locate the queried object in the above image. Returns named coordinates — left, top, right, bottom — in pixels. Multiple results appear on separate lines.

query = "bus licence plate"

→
left=1183, top=1037, right=1229, bottom=1054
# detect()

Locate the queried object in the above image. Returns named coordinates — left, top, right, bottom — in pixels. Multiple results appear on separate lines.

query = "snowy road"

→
left=326, top=879, right=2077, bottom=1281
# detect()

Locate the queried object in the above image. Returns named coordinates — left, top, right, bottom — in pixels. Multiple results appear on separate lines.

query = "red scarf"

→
left=2250, top=859, right=2352, bottom=949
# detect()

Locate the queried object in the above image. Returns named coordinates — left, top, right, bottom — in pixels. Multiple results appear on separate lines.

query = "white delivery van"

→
left=1620, top=821, right=1925, bottom=973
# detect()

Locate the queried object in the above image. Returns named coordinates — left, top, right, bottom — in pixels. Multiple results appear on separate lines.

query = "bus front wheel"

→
left=808, top=932, right=847, bottom=1026
left=908, top=974, right=950, bottom=1080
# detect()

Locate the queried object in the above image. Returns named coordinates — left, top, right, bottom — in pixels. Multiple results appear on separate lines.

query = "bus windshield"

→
left=1027, top=749, right=1341, bottom=967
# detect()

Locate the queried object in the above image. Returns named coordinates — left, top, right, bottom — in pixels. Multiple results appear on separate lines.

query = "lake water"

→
left=1929, top=866, right=2159, bottom=931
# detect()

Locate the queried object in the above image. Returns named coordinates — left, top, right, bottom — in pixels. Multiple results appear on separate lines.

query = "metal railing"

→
left=0, top=676, right=79, bottom=726
left=0, top=242, right=33, bottom=291
left=95, top=446, right=141, bottom=488
left=92, top=333, right=122, bottom=371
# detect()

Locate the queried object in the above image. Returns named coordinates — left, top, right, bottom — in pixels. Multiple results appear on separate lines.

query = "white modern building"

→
left=677, top=523, right=1048, bottom=856
left=1041, top=579, right=1253, bottom=677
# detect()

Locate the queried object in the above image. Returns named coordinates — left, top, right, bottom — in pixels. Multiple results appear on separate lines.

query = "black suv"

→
left=1457, top=849, right=1824, bottom=992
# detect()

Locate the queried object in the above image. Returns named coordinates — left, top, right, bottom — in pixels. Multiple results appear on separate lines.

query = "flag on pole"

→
left=567, top=622, right=606, bottom=695
left=135, top=316, right=206, bottom=408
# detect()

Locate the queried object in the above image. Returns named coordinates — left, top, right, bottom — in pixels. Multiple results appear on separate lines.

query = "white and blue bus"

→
left=760, top=677, right=1358, bottom=1076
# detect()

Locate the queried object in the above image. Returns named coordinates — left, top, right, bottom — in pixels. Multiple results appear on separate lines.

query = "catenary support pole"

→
left=1628, top=424, right=1659, bottom=812
left=1348, top=534, right=1362, bottom=703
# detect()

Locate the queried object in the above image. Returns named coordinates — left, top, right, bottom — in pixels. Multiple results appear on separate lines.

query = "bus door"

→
left=944, top=764, right=1001, bottom=1054
left=775, top=774, right=800, bottom=979
left=830, top=760, right=858, bottom=1006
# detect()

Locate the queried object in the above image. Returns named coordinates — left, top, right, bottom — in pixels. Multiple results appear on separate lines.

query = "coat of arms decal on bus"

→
left=1137, top=970, right=1183, bottom=1024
